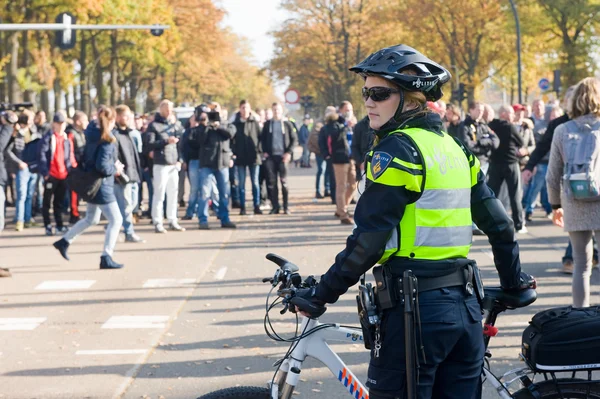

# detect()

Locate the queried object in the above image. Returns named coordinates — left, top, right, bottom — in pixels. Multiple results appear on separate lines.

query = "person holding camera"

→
left=144, top=99, right=186, bottom=234
left=0, top=110, right=18, bottom=237
left=196, top=103, right=237, bottom=229
left=114, top=105, right=144, bottom=243
left=52, top=107, right=125, bottom=269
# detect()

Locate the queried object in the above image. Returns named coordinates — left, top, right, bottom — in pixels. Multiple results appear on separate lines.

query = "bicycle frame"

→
left=270, top=317, right=370, bottom=399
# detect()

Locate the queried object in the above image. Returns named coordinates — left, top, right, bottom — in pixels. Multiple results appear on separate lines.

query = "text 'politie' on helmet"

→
left=349, top=44, right=451, bottom=102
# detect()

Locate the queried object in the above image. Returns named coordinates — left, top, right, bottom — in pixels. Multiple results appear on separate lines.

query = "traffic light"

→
left=452, top=83, right=467, bottom=103
left=55, top=12, right=76, bottom=50
left=150, top=25, right=164, bottom=37
left=553, top=69, right=561, bottom=95
left=300, top=95, right=314, bottom=114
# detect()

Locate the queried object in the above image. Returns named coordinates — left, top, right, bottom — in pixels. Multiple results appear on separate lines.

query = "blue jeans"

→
left=15, top=168, right=37, bottom=223
left=198, top=167, right=230, bottom=224
left=142, top=168, right=154, bottom=211
left=522, top=163, right=552, bottom=215
left=315, top=155, right=328, bottom=195
left=63, top=201, right=122, bottom=257
left=186, top=159, right=200, bottom=218
left=301, top=144, right=310, bottom=166
left=130, top=182, right=139, bottom=214
left=114, top=183, right=136, bottom=236
left=237, top=164, right=260, bottom=209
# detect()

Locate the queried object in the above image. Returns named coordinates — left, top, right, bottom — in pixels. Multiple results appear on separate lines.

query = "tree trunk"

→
left=110, top=31, right=119, bottom=106
left=8, top=33, right=21, bottom=103
left=0, top=31, right=6, bottom=102
left=53, top=78, right=61, bottom=112
left=80, top=33, right=90, bottom=114
left=92, top=36, right=106, bottom=107
left=40, top=89, right=50, bottom=115
left=129, top=64, right=139, bottom=111
left=64, top=89, right=70, bottom=116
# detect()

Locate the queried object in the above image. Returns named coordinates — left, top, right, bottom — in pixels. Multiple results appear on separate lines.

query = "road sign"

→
left=284, top=89, right=300, bottom=104
left=55, top=12, right=76, bottom=50
left=538, top=78, right=550, bottom=91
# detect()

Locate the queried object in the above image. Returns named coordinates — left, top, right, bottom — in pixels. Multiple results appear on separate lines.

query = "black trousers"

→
left=264, top=155, right=288, bottom=211
left=487, top=161, right=524, bottom=230
left=368, top=287, right=484, bottom=399
left=42, top=176, right=68, bottom=228
left=259, top=164, right=268, bottom=203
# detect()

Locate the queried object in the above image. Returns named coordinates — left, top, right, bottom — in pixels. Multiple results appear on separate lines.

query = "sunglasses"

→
left=362, top=86, right=400, bottom=102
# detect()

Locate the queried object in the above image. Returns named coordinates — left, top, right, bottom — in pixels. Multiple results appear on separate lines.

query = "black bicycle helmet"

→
left=350, top=44, right=450, bottom=102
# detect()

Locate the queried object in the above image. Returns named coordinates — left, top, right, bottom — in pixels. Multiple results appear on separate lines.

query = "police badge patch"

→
left=371, top=152, right=392, bottom=180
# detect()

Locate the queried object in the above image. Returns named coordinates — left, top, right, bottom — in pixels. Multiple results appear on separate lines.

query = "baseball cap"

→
left=53, top=112, right=66, bottom=123
left=512, top=104, right=525, bottom=112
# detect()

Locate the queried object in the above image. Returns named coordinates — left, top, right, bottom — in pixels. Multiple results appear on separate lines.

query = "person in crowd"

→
left=127, top=113, right=143, bottom=222
left=139, top=114, right=154, bottom=218
left=34, top=110, right=49, bottom=134
left=52, top=107, right=125, bottom=269
left=482, top=103, right=495, bottom=124
left=320, top=101, right=357, bottom=224
left=196, top=103, right=237, bottom=229
left=547, top=77, right=600, bottom=307
left=231, top=100, right=263, bottom=215
left=145, top=99, right=185, bottom=233
left=512, top=103, right=526, bottom=125
left=298, top=116, right=311, bottom=167
left=39, top=112, right=76, bottom=236
left=458, top=102, right=499, bottom=175
left=445, top=103, right=463, bottom=138
left=114, top=105, right=145, bottom=243
left=65, top=111, right=89, bottom=224
left=307, top=120, right=326, bottom=198
left=350, top=115, right=373, bottom=201
left=522, top=100, right=551, bottom=221
left=181, top=113, right=201, bottom=220
left=516, top=105, right=536, bottom=168
left=5, top=113, right=41, bottom=231
left=258, top=107, right=274, bottom=208
left=261, top=102, right=298, bottom=215
left=488, top=105, right=527, bottom=233
left=0, top=110, right=18, bottom=240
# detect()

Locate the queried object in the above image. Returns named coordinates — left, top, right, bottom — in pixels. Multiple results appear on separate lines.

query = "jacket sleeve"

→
left=286, top=122, right=298, bottom=154
left=511, top=124, right=524, bottom=148
left=454, top=138, right=523, bottom=289
left=524, top=116, right=565, bottom=171
left=315, top=136, right=422, bottom=303
left=5, top=138, right=21, bottom=168
left=546, top=124, right=565, bottom=207
left=145, top=124, right=167, bottom=150
left=318, top=126, right=330, bottom=158
left=38, top=133, right=51, bottom=177
left=478, top=125, right=499, bottom=150
left=260, top=123, right=269, bottom=154
left=95, top=143, right=117, bottom=177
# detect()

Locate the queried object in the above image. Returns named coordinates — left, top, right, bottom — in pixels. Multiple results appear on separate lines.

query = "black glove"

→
left=503, top=272, right=536, bottom=291
left=290, top=287, right=327, bottom=319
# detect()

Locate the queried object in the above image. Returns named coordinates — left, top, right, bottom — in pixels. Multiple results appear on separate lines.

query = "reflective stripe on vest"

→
left=371, top=127, right=479, bottom=263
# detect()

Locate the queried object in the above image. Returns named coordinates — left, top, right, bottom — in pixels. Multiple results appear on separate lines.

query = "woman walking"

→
left=547, top=77, right=600, bottom=307
left=52, top=107, right=125, bottom=269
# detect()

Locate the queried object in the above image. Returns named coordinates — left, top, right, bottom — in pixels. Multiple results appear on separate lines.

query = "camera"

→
left=207, top=111, right=221, bottom=123
left=194, top=104, right=211, bottom=121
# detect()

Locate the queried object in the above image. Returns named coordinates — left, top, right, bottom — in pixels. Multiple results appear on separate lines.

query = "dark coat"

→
left=196, top=123, right=235, bottom=170
left=488, top=118, right=525, bottom=165
left=320, top=113, right=352, bottom=164
left=82, top=121, right=117, bottom=204
left=66, top=124, right=86, bottom=164
left=458, top=115, right=499, bottom=164
left=143, top=113, right=183, bottom=166
left=350, top=116, right=373, bottom=166
left=261, top=119, right=298, bottom=157
left=0, top=124, right=12, bottom=186
left=231, top=113, right=262, bottom=166
left=39, top=130, right=74, bottom=178
left=114, top=127, right=142, bottom=184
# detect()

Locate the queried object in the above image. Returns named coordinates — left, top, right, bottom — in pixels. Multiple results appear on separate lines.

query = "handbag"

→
left=66, top=167, right=103, bottom=202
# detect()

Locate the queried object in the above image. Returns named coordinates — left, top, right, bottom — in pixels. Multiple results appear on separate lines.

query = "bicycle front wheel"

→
left=197, top=386, right=271, bottom=399
left=513, top=379, right=600, bottom=398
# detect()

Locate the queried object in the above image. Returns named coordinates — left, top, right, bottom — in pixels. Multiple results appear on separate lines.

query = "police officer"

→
left=291, top=44, right=534, bottom=399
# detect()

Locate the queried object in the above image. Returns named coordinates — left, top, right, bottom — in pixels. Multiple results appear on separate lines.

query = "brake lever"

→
left=262, top=277, right=273, bottom=284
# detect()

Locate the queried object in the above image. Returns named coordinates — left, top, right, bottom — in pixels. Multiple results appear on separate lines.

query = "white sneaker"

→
left=517, top=227, right=528, bottom=234
left=155, top=224, right=168, bottom=234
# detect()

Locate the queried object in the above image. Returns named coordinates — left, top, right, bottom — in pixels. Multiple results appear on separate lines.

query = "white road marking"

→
left=102, top=316, right=169, bottom=329
left=510, top=321, right=530, bottom=327
left=480, top=249, right=494, bottom=260
left=214, top=267, right=228, bottom=280
left=76, top=349, right=148, bottom=355
left=142, top=279, right=196, bottom=288
left=35, top=280, right=96, bottom=290
left=0, top=318, right=46, bottom=331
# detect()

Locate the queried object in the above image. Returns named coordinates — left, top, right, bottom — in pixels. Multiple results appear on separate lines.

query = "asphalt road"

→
left=1, top=166, right=598, bottom=399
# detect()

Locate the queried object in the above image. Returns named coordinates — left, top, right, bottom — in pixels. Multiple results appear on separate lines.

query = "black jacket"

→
left=458, top=115, right=499, bottom=164
left=488, top=119, right=524, bottom=165
left=0, top=124, right=12, bottom=186
left=315, top=112, right=523, bottom=303
left=261, top=120, right=298, bottom=157
left=180, top=127, right=198, bottom=163
left=446, top=121, right=462, bottom=139
left=66, top=124, right=86, bottom=164
left=231, top=113, right=262, bottom=166
left=143, top=113, right=183, bottom=166
left=195, top=123, right=235, bottom=170
left=320, top=113, right=352, bottom=164
left=350, top=116, right=373, bottom=166
left=524, top=113, right=570, bottom=172
left=82, top=121, right=117, bottom=205
left=114, top=127, right=142, bottom=184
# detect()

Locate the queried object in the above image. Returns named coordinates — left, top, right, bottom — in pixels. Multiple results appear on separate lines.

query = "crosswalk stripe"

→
left=0, top=318, right=46, bottom=331
left=214, top=267, right=228, bottom=280
left=76, top=349, right=148, bottom=355
left=35, top=280, right=96, bottom=290
left=142, top=279, right=196, bottom=288
left=102, top=316, right=169, bottom=329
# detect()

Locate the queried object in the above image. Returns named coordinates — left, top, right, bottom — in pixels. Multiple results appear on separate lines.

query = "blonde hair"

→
left=570, top=77, right=600, bottom=118
left=115, top=104, right=131, bottom=116
left=397, top=68, right=427, bottom=109
left=98, top=107, right=116, bottom=143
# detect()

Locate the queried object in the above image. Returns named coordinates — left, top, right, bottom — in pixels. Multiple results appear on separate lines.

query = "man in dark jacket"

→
left=65, top=111, right=88, bottom=224
left=298, top=116, right=311, bottom=167
left=232, top=100, right=263, bottom=215
left=320, top=102, right=356, bottom=224
left=196, top=105, right=236, bottom=229
left=0, top=111, right=17, bottom=238
left=114, top=105, right=144, bottom=243
left=144, top=99, right=185, bottom=233
left=39, top=112, right=76, bottom=236
left=350, top=116, right=372, bottom=201
left=459, top=102, right=499, bottom=173
left=260, top=102, right=298, bottom=215
left=488, top=105, right=526, bottom=233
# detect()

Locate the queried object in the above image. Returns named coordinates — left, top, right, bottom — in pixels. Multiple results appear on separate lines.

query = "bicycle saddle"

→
left=482, top=287, right=537, bottom=311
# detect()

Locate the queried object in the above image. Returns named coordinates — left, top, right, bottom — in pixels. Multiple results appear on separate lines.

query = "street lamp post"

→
left=508, top=0, right=523, bottom=104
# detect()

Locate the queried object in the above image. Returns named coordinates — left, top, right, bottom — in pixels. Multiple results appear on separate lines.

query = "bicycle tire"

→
left=513, top=379, right=600, bottom=398
left=197, top=386, right=271, bottom=399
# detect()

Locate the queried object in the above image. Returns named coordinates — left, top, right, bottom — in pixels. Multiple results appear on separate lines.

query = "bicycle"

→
left=198, top=254, right=600, bottom=399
